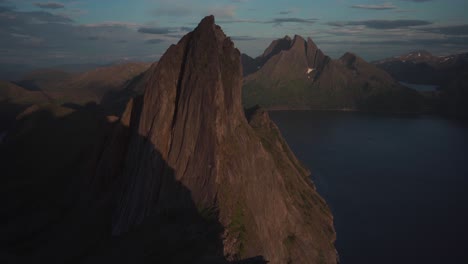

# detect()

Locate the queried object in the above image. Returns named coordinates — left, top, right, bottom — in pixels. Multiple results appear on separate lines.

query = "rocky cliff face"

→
left=97, top=16, right=337, bottom=263
left=243, top=36, right=423, bottom=112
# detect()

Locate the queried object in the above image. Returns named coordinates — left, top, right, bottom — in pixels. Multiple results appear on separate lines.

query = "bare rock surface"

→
left=98, top=16, right=337, bottom=264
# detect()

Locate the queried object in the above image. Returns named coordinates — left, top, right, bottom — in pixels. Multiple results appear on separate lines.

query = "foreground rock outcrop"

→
left=96, top=16, right=337, bottom=263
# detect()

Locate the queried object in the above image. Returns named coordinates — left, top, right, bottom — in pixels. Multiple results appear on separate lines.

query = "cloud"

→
left=421, top=24, right=468, bottom=35
left=0, top=0, right=13, bottom=10
left=84, top=21, right=141, bottom=28
left=180, top=26, right=193, bottom=32
left=394, top=9, right=417, bottom=13
left=327, top=19, right=432, bottom=29
left=152, top=3, right=239, bottom=19
left=0, top=7, right=73, bottom=24
left=0, top=7, right=169, bottom=66
left=326, top=36, right=468, bottom=47
left=137, top=26, right=190, bottom=35
left=278, top=8, right=298, bottom=15
left=231, top=36, right=258, bottom=41
left=267, top=18, right=317, bottom=25
left=138, top=27, right=173, bottom=34
left=153, top=5, right=192, bottom=17
left=146, top=39, right=165, bottom=44
left=34, top=2, right=65, bottom=9
left=400, top=0, right=433, bottom=2
left=28, top=11, right=73, bottom=23
left=351, top=4, right=397, bottom=10
left=216, top=18, right=261, bottom=24
left=217, top=17, right=317, bottom=26
left=0, top=6, right=12, bottom=12
left=208, top=6, right=236, bottom=18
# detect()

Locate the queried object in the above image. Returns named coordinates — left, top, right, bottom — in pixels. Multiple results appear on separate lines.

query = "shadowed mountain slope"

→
left=0, top=80, right=51, bottom=131
left=375, top=51, right=468, bottom=116
left=17, top=62, right=151, bottom=105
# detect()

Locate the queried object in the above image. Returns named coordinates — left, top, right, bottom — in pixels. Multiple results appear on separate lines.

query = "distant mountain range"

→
left=373, top=50, right=468, bottom=85
left=0, top=63, right=108, bottom=81
left=0, top=62, right=151, bottom=133
left=17, top=62, right=151, bottom=104
left=374, top=51, right=468, bottom=116
left=0, top=61, right=152, bottom=82
left=242, top=35, right=424, bottom=113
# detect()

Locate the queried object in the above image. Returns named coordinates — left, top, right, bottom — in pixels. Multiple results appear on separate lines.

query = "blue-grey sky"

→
left=1, top=0, right=467, bottom=68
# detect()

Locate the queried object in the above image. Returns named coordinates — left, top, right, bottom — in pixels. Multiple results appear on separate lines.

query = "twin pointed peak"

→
left=279, top=34, right=318, bottom=48
left=282, top=35, right=292, bottom=41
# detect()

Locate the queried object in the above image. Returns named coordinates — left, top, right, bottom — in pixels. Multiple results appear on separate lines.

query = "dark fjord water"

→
left=399, top=82, right=439, bottom=92
left=270, top=111, right=468, bottom=264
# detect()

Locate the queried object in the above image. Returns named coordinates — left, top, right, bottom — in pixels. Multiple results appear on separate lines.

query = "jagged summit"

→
left=107, top=15, right=243, bottom=233
left=259, top=35, right=293, bottom=63
left=339, top=52, right=366, bottom=68
left=96, top=16, right=337, bottom=263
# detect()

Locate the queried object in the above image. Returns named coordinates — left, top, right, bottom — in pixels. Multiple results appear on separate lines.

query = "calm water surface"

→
left=399, top=81, right=439, bottom=92
left=270, top=111, right=468, bottom=264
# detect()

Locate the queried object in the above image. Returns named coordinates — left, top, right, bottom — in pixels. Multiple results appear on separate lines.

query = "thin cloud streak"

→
left=351, top=4, right=397, bottom=10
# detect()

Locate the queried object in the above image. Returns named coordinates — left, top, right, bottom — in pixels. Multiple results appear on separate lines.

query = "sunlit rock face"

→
left=98, top=16, right=337, bottom=264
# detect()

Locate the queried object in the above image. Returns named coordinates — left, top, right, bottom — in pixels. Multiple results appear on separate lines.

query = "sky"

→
left=1, top=0, right=468, bottom=68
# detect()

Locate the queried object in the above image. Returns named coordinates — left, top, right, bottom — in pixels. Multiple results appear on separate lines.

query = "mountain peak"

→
left=341, top=52, right=358, bottom=60
left=199, top=14, right=215, bottom=26
left=292, top=34, right=305, bottom=42
left=96, top=16, right=337, bottom=263
left=339, top=52, right=361, bottom=64
left=259, top=35, right=293, bottom=62
left=306, top=37, right=318, bottom=48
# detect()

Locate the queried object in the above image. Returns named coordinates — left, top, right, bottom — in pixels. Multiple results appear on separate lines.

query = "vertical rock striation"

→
left=98, top=16, right=337, bottom=264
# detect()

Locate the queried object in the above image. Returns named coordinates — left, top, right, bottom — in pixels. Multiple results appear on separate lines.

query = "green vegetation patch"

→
left=283, top=234, right=296, bottom=249
left=228, top=202, right=248, bottom=257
